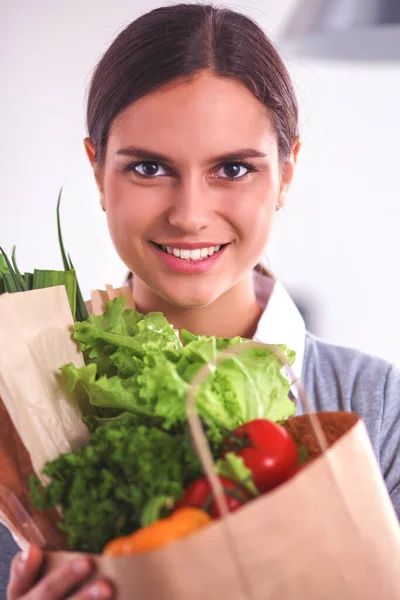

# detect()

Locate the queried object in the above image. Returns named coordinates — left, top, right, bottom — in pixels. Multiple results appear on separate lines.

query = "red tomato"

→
left=223, top=419, right=299, bottom=493
left=175, top=478, right=210, bottom=509
left=176, top=476, right=250, bottom=518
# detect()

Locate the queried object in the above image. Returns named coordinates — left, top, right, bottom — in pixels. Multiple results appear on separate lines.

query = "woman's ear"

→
left=277, top=137, right=301, bottom=210
left=84, top=137, right=106, bottom=211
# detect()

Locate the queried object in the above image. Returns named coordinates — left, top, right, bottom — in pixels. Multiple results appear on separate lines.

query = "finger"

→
left=72, top=579, right=115, bottom=600
left=24, top=557, right=93, bottom=600
left=7, top=545, right=43, bottom=599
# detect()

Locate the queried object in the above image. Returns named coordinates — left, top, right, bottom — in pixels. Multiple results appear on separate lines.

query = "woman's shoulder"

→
left=302, top=331, right=400, bottom=460
left=303, top=331, right=396, bottom=391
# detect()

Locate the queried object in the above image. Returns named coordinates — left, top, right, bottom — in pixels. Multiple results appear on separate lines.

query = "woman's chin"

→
left=154, top=283, right=220, bottom=310
left=160, top=292, right=215, bottom=310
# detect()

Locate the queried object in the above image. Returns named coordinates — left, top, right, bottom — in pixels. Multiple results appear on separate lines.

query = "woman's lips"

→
left=150, top=242, right=228, bottom=274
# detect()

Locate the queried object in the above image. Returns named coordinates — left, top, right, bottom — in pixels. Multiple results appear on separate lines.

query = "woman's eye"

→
left=215, top=163, right=253, bottom=179
left=128, top=162, right=168, bottom=177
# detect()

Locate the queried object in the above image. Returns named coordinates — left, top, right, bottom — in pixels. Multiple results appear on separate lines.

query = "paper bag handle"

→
left=186, top=341, right=329, bottom=600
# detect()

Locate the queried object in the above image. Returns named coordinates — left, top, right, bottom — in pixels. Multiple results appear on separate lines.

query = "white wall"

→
left=1, top=0, right=400, bottom=363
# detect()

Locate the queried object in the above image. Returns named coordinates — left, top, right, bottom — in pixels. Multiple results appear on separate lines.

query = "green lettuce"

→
left=62, top=297, right=296, bottom=441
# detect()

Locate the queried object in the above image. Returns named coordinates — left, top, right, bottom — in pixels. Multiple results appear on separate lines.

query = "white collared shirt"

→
left=252, top=271, right=306, bottom=385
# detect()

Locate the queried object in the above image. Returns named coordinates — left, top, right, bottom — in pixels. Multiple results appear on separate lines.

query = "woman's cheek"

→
left=103, top=193, right=138, bottom=260
left=232, top=186, right=276, bottom=244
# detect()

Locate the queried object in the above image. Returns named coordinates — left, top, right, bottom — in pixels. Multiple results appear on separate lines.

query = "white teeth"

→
left=190, top=249, right=201, bottom=260
left=159, top=244, right=224, bottom=260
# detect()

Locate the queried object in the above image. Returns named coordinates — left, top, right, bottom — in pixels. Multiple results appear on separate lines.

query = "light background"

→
left=1, top=0, right=399, bottom=363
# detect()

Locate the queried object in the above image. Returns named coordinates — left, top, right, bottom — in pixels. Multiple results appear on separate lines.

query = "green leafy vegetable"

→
left=28, top=264, right=297, bottom=552
left=56, top=188, right=88, bottom=321
left=30, top=415, right=202, bottom=553
left=0, top=254, right=9, bottom=294
left=0, top=189, right=88, bottom=321
left=62, top=298, right=296, bottom=445
left=0, top=247, right=26, bottom=292
left=11, top=246, right=29, bottom=291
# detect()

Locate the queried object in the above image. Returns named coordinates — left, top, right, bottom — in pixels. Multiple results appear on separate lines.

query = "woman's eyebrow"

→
left=211, top=149, right=268, bottom=162
left=116, top=146, right=268, bottom=162
left=116, top=146, right=170, bottom=162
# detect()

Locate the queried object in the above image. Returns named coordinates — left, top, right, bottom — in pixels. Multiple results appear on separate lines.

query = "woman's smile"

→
left=150, top=241, right=230, bottom=274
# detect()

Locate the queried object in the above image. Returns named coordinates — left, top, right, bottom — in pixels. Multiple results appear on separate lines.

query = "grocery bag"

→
left=1, top=286, right=400, bottom=599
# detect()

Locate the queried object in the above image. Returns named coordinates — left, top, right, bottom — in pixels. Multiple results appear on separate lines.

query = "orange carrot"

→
left=103, top=507, right=211, bottom=557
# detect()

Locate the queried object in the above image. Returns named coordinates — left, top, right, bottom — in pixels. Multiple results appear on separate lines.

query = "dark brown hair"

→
left=87, top=3, right=299, bottom=165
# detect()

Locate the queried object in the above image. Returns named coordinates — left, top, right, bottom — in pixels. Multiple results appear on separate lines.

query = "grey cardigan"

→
left=1, top=332, right=400, bottom=597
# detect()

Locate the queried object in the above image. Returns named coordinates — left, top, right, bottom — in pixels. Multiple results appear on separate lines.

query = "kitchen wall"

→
left=1, top=0, right=399, bottom=363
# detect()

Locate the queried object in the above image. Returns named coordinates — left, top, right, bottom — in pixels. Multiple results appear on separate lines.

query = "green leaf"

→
left=73, top=299, right=180, bottom=371
left=180, top=329, right=197, bottom=344
left=56, top=187, right=70, bottom=271
left=0, top=254, right=9, bottom=274
left=2, top=273, right=16, bottom=293
left=140, top=495, right=174, bottom=526
left=138, top=360, right=189, bottom=428
left=0, top=256, right=7, bottom=294
left=61, top=361, right=156, bottom=419
left=82, top=411, right=130, bottom=432
left=215, top=452, right=259, bottom=497
left=56, top=188, right=88, bottom=321
left=24, top=272, right=34, bottom=290
left=11, top=246, right=28, bottom=291
left=0, top=247, right=23, bottom=292
left=67, top=254, right=88, bottom=322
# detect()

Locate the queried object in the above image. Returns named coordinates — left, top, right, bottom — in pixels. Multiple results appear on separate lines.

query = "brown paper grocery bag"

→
left=0, top=287, right=89, bottom=549
left=44, top=413, right=400, bottom=600
left=0, top=285, right=134, bottom=549
left=89, top=284, right=135, bottom=315
left=1, top=289, right=400, bottom=598
left=0, top=287, right=90, bottom=475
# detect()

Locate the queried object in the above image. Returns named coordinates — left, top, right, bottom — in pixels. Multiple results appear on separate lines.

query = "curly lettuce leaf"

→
left=64, top=299, right=296, bottom=434
left=73, top=297, right=181, bottom=377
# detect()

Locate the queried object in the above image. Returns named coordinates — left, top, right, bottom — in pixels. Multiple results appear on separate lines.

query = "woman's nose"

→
left=167, top=178, right=214, bottom=233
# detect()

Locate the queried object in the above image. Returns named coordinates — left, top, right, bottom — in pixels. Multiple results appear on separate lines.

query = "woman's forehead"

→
left=108, top=72, right=277, bottom=162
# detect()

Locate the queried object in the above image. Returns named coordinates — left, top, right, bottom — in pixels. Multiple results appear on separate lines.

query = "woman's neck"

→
left=132, top=272, right=265, bottom=339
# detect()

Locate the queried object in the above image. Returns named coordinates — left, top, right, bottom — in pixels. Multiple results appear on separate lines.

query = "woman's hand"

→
left=7, top=545, right=114, bottom=600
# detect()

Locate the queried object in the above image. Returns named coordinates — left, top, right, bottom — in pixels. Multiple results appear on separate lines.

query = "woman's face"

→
left=86, top=71, right=298, bottom=308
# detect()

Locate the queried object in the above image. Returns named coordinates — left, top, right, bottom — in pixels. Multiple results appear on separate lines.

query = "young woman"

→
left=3, top=4, right=400, bottom=599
